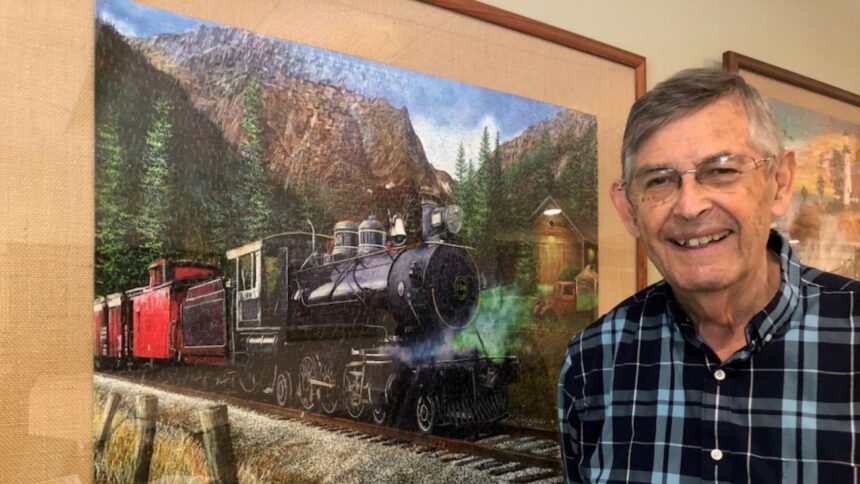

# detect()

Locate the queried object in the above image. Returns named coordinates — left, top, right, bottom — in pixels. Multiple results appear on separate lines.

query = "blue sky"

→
left=771, top=98, right=860, bottom=144
left=96, top=0, right=568, bottom=177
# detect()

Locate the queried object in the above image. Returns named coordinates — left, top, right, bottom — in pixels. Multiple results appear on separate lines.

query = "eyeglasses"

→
left=621, top=153, right=775, bottom=205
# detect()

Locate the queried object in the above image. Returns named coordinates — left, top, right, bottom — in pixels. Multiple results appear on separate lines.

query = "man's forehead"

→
left=635, top=95, right=751, bottom=163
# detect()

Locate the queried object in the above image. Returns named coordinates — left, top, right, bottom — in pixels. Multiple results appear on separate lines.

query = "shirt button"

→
left=714, top=369, right=726, bottom=381
left=710, top=448, right=724, bottom=461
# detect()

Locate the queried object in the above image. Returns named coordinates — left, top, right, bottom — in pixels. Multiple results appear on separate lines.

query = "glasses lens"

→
left=696, top=155, right=753, bottom=187
left=632, top=169, right=679, bottom=203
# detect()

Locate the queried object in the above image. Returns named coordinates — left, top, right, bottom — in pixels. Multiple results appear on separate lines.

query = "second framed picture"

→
left=725, top=51, right=860, bottom=277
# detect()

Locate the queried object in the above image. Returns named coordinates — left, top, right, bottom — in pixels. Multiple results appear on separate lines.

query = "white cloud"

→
left=98, top=10, right=139, bottom=37
left=411, top=114, right=506, bottom=179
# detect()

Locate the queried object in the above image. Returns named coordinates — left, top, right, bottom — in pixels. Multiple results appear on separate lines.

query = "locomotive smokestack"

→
left=420, top=189, right=438, bottom=242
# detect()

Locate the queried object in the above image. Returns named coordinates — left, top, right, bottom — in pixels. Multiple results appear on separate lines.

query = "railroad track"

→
left=97, top=369, right=563, bottom=483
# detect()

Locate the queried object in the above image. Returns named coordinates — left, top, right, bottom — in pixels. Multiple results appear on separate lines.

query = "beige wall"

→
left=485, top=0, right=860, bottom=93
left=1, top=0, right=858, bottom=481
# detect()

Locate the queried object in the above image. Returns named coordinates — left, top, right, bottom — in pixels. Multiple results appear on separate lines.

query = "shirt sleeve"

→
left=558, top=339, right=584, bottom=483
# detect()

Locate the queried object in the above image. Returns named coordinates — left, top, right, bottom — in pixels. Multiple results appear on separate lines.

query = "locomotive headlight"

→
left=444, top=205, right=463, bottom=234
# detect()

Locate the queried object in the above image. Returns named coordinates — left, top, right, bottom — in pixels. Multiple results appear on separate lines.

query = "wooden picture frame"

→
left=723, top=51, right=860, bottom=108
left=92, top=0, right=647, bottom=476
left=724, top=51, right=860, bottom=277
left=2, top=0, right=650, bottom=481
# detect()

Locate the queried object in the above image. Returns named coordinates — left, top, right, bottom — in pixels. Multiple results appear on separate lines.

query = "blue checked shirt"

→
left=558, top=230, right=860, bottom=483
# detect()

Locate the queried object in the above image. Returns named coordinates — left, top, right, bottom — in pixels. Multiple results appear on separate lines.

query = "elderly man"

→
left=558, top=68, right=860, bottom=483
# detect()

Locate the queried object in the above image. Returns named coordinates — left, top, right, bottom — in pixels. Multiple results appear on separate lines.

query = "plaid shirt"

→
left=558, top=230, right=860, bottom=483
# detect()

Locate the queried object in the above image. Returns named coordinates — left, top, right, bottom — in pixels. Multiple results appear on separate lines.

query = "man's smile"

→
left=670, top=229, right=731, bottom=248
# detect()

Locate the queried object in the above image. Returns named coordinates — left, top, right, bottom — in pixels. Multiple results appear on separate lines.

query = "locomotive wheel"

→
left=372, top=404, right=387, bottom=425
left=275, top=371, right=293, bottom=407
left=319, top=367, right=338, bottom=415
left=298, top=356, right=315, bottom=410
left=343, top=370, right=365, bottom=419
left=415, top=394, right=438, bottom=434
left=238, top=365, right=258, bottom=394
left=372, top=373, right=396, bottom=425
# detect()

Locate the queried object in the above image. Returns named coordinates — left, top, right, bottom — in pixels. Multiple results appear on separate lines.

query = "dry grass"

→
left=92, top=402, right=208, bottom=483
left=92, top=388, right=315, bottom=483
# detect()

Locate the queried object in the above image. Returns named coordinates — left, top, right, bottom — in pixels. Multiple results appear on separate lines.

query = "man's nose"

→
left=671, top=173, right=712, bottom=219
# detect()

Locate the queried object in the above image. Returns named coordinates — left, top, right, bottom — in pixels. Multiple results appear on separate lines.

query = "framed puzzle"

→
left=91, top=0, right=645, bottom=480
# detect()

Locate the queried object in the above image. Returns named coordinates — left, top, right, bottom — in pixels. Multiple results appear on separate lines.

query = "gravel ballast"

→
left=94, top=375, right=516, bottom=483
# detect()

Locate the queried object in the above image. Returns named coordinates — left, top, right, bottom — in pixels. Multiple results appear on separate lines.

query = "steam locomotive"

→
left=93, top=197, right=519, bottom=433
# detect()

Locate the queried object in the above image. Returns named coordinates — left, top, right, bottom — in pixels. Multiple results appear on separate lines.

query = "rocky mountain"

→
left=496, top=109, right=596, bottom=176
left=128, top=26, right=441, bottom=193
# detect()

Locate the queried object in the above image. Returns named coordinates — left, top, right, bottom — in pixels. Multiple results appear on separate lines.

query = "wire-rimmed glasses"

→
left=620, top=153, right=775, bottom=205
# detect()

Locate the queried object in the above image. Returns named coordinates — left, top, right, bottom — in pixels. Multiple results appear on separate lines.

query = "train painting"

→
left=95, top=0, right=599, bottom=462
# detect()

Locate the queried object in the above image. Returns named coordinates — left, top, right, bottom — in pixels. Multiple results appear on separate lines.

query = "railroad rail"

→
left=97, top=369, right=562, bottom=482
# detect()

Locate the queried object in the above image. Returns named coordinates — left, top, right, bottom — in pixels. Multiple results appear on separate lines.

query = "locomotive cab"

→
left=225, top=232, right=331, bottom=355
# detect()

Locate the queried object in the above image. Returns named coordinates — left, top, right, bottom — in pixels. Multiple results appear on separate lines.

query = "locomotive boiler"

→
left=292, top=211, right=480, bottom=339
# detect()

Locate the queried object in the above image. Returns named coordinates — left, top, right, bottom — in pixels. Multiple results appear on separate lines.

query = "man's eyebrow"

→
left=698, top=150, right=733, bottom=163
left=632, top=163, right=673, bottom=178
left=633, top=150, right=736, bottom=176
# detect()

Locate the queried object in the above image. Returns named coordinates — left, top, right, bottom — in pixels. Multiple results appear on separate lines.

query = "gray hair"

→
left=621, top=68, right=783, bottom=181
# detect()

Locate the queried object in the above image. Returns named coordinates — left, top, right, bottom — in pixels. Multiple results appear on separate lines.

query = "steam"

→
left=452, top=287, right=527, bottom=358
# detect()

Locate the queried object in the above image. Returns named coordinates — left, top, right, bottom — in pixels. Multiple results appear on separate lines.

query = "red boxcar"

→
left=94, top=293, right=131, bottom=367
left=105, top=293, right=130, bottom=359
left=93, top=297, right=107, bottom=360
left=129, top=259, right=221, bottom=361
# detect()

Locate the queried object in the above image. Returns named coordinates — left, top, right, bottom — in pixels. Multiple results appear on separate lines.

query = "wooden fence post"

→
left=199, top=404, right=238, bottom=484
left=94, top=391, right=122, bottom=454
left=133, top=395, right=158, bottom=483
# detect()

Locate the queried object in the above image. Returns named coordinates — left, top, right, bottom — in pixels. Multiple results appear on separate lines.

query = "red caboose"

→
left=128, top=259, right=221, bottom=362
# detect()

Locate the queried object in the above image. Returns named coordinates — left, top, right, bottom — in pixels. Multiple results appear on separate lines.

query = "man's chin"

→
left=664, top=272, right=734, bottom=295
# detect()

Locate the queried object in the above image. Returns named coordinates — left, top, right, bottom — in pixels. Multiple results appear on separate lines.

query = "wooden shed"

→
left=530, top=196, right=595, bottom=285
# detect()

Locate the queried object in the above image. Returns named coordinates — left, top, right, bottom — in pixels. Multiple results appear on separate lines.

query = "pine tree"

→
left=513, top=241, right=538, bottom=295
left=473, top=127, right=506, bottom=284
left=559, top=121, right=597, bottom=228
left=239, top=76, right=272, bottom=239
left=452, top=142, right=474, bottom=241
left=463, top=157, right=477, bottom=243
left=453, top=142, right=468, bottom=199
left=138, top=96, right=176, bottom=263
left=95, top=110, right=135, bottom=295
left=473, top=127, right=492, bottom=236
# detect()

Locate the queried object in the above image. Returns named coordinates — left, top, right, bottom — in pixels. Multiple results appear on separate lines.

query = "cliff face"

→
left=130, top=25, right=441, bottom=193
left=496, top=109, right=596, bottom=176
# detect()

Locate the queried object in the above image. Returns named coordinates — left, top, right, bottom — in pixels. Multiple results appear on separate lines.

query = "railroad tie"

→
left=472, top=459, right=503, bottom=471
left=437, top=452, right=468, bottom=463
left=475, top=434, right=511, bottom=446
left=452, top=456, right=483, bottom=466
left=509, top=469, right=562, bottom=483
left=488, top=462, right=525, bottom=476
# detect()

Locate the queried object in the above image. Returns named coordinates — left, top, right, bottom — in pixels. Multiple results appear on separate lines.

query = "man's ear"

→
left=610, top=180, right=641, bottom=238
left=772, top=150, right=796, bottom=217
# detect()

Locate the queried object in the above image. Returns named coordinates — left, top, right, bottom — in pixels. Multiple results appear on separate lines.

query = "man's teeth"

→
left=676, top=230, right=730, bottom=247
